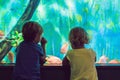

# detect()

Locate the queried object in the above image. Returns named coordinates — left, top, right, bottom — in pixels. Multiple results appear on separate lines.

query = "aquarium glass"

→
left=0, top=0, right=120, bottom=63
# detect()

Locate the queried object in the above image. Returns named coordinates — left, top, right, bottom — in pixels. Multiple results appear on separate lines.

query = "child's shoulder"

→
left=85, top=48, right=94, bottom=52
left=67, top=48, right=95, bottom=53
left=88, top=48, right=95, bottom=52
left=87, top=48, right=96, bottom=56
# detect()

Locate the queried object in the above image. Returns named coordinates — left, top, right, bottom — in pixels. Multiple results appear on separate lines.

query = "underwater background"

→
left=0, top=0, right=120, bottom=63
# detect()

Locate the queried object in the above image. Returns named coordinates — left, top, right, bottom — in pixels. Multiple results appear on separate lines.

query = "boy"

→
left=13, top=21, right=47, bottom=80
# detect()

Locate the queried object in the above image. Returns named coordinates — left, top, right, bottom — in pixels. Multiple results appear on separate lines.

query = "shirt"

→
left=66, top=48, right=98, bottom=80
left=13, top=41, right=44, bottom=80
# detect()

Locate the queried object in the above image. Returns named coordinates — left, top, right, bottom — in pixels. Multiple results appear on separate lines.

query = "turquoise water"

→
left=0, top=0, right=120, bottom=63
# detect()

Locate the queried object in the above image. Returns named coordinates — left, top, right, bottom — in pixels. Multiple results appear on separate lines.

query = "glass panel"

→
left=0, top=0, right=120, bottom=63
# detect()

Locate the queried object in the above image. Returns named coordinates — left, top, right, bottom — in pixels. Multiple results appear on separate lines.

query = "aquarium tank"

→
left=0, top=0, right=120, bottom=63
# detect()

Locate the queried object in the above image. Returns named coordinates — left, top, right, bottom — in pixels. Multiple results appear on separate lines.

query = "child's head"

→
left=22, top=21, right=43, bottom=43
left=69, top=27, right=89, bottom=49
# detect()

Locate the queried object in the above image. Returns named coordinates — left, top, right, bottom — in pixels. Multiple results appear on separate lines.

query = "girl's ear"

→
left=84, top=36, right=89, bottom=44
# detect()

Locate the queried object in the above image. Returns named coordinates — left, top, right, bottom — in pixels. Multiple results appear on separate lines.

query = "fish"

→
left=60, top=42, right=69, bottom=54
left=0, top=30, right=4, bottom=39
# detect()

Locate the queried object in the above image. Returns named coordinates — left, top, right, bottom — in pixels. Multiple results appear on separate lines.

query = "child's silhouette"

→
left=13, top=21, right=47, bottom=80
left=62, top=27, right=98, bottom=80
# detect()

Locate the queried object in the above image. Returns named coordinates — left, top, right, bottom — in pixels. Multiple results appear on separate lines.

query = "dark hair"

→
left=22, top=21, right=43, bottom=42
left=69, top=27, right=89, bottom=49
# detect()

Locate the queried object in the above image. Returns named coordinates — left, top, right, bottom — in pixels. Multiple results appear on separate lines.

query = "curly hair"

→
left=22, top=21, right=43, bottom=42
left=69, top=27, right=89, bottom=49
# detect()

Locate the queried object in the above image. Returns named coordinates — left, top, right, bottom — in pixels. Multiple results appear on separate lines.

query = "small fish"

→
left=109, top=60, right=119, bottom=64
left=8, top=51, right=14, bottom=63
left=60, top=42, right=69, bottom=54
left=98, top=55, right=108, bottom=63
left=0, top=30, right=4, bottom=39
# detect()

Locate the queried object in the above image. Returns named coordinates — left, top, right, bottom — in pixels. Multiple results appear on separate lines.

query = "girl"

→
left=62, top=27, right=98, bottom=80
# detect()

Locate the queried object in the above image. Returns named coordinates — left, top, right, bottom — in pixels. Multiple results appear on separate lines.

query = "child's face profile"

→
left=34, top=33, right=42, bottom=43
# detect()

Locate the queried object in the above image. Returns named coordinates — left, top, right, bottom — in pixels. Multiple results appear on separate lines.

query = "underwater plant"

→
left=0, top=0, right=40, bottom=61
left=1, top=0, right=120, bottom=62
